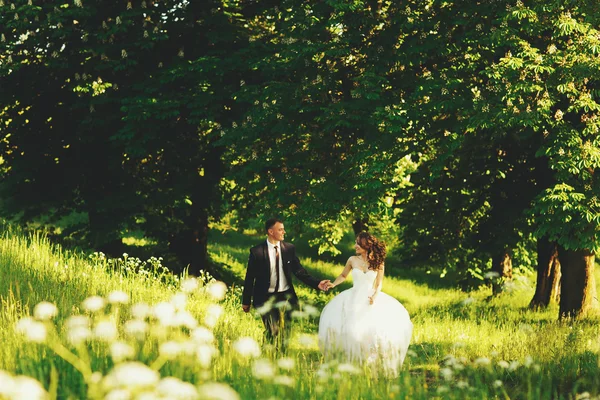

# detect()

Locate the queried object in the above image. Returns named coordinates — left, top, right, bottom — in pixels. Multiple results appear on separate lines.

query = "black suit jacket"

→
left=242, top=241, right=321, bottom=307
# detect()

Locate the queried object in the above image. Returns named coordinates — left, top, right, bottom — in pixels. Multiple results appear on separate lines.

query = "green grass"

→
left=0, top=227, right=599, bottom=399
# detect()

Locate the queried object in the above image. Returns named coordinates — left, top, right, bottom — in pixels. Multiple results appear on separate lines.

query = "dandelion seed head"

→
left=108, top=291, right=130, bottom=304
left=110, top=341, right=135, bottom=363
left=156, top=377, right=199, bottom=399
left=198, top=382, right=240, bottom=400
left=34, top=301, right=58, bottom=320
left=83, top=296, right=105, bottom=312
left=103, top=362, right=160, bottom=389
left=124, top=319, right=148, bottom=339
left=207, top=281, right=228, bottom=301
left=181, top=278, right=198, bottom=293
left=233, top=337, right=261, bottom=358
left=94, top=320, right=118, bottom=341
left=16, top=317, right=47, bottom=343
left=277, top=357, right=295, bottom=370
left=253, top=359, right=275, bottom=379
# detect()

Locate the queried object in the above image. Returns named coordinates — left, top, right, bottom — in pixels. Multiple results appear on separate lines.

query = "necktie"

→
left=274, top=245, right=280, bottom=292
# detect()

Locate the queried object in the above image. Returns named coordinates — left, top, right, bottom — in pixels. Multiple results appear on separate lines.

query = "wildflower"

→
left=474, top=357, right=491, bottom=366
left=509, top=360, right=520, bottom=371
left=110, top=342, right=135, bottom=363
left=153, top=302, right=176, bottom=326
left=461, top=297, right=476, bottom=306
left=274, top=375, right=294, bottom=387
left=205, top=305, right=223, bottom=328
left=105, top=389, right=130, bottom=400
left=196, top=345, right=216, bottom=368
left=94, top=320, right=118, bottom=341
left=253, top=359, right=275, bottom=379
left=303, top=304, right=319, bottom=316
left=16, top=317, right=47, bottom=343
left=103, top=362, right=160, bottom=389
left=555, top=109, right=563, bottom=121
left=131, top=303, right=151, bottom=320
left=277, top=357, right=295, bottom=371
left=33, top=302, right=58, bottom=320
left=156, top=377, right=199, bottom=399
left=440, top=367, right=453, bottom=381
left=437, top=385, right=450, bottom=394
left=159, top=341, right=182, bottom=360
left=298, top=334, right=315, bottom=347
left=337, top=363, right=361, bottom=374
left=82, top=296, right=105, bottom=312
left=457, top=380, right=469, bottom=389
left=66, top=316, right=92, bottom=344
left=207, top=281, right=228, bottom=301
left=181, top=278, right=199, bottom=293
left=124, top=319, right=148, bottom=339
left=497, top=360, right=510, bottom=369
left=198, top=382, right=240, bottom=400
left=233, top=337, right=261, bottom=358
left=171, top=293, right=187, bottom=311
left=108, top=291, right=130, bottom=304
left=484, top=271, right=500, bottom=279
left=191, top=327, right=214, bottom=344
left=11, top=375, right=48, bottom=400
left=493, top=379, right=503, bottom=388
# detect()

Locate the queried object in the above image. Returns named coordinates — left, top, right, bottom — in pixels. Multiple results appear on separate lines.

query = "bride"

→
left=318, top=232, right=413, bottom=376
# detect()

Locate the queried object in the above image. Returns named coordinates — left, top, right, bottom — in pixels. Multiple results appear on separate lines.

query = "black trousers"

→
left=260, top=289, right=298, bottom=348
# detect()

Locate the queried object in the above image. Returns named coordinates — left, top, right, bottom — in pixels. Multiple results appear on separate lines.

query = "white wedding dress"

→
left=318, top=268, right=413, bottom=375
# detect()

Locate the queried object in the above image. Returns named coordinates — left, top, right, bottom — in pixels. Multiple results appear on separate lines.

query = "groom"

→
left=242, top=218, right=331, bottom=347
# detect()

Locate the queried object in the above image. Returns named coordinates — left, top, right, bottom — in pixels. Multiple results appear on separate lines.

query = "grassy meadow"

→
left=0, top=227, right=599, bottom=399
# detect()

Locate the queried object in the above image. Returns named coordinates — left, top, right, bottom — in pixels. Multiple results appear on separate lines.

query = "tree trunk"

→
left=352, top=218, right=369, bottom=235
left=529, top=237, right=561, bottom=310
left=491, top=249, right=513, bottom=295
left=169, top=214, right=210, bottom=277
left=558, top=248, right=596, bottom=319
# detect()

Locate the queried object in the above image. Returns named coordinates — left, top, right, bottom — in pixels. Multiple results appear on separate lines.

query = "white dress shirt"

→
left=267, top=240, right=290, bottom=293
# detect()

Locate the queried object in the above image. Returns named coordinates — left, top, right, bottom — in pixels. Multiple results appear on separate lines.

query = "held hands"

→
left=318, top=280, right=334, bottom=291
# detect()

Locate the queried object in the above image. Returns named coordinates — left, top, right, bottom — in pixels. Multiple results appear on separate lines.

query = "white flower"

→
left=181, top=277, right=199, bottom=293
left=0, top=371, right=15, bottom=396
left=67, top=326, right=92, bottom=345
left=196, top=344, right=216, bottom=368
left=497, top=360, right=510, bottom=369
left=277, top=357, right=295, bottom=371
left=156, top=377, right=199, bottom=399
left=493, top=379, right=503, bottom=388
left=457, top=380, right=469, bottom=389
left=461, top=297, right=476, bottom=306
left=159, top=341, right=182, bottom=360
left=204, top=305, right=223, bottom=328
left=233, top=337, right=261, bottom=358
left=273, top=375, right=294, bottom=387
left=83, top=296, right=106, bottom=312
left=191, top=327, right=214, bottom=344
left=198, top=382, right=240, bottom=400
left=174, top=311, right=198, bottom=329
left=171, top=293, right=187, bottom=311
left=16, top=317, right=47, bottom=343
left=94, top=320, right=118, bottom=341
left=524, top=355, right=534, bottom=367
left=33, top=301, right=58, bottom=320
left=297, top=334, right=315, bottom=348
left=105, top=388, right=131, bottom=400
left=440, top=367, right=453, bottom=381
left=252, top=359, right=275, bottom=379
left=206, top=281, right=228, bottom=301
left=303, top=304, right=319, bottom=316
left=108, top=291, right=130, bottom=304
left=437, top=385, right=450, bottom=394
left=131, top=303, right=151, bottom=320
left=484, top=271, right=500, bottom=279
left=110, top=341, right=135, bottom=363
left=474, top=357, right=491, bottom=366
left=337, top=363, right=361, bottom=374
left=153, top=302, right=176, bottom=326
left=124, top=319, right=148, bottom=339
left=11, top=375, right=48, bottom=400
left=509, top=360, right=520, bottom=371
left=103, top=362, right=160, bottom=390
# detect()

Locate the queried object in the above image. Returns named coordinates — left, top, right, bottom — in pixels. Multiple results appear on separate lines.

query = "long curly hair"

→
left=356, top=232, right=386, bottom=271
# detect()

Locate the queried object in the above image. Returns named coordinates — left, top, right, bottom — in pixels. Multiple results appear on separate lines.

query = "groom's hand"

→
left=318, top=280, right=333, bottom=291
left=242, top=304, right=251, bottom=313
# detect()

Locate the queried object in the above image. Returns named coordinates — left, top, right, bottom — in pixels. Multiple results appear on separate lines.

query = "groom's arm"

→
left=242, top=250, right=257, bottom=311
left=289, top=246, right=322, bottom=290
